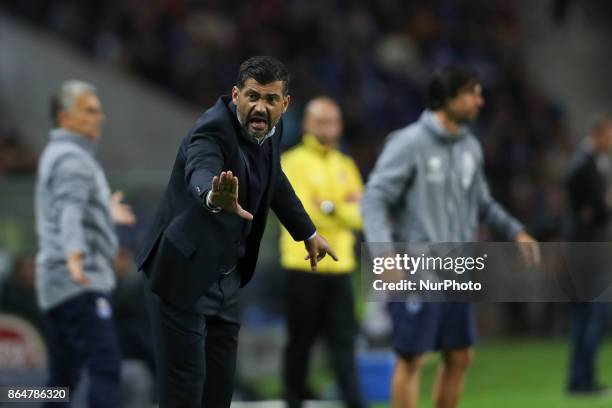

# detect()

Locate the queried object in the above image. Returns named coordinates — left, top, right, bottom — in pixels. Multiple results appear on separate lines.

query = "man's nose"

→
left=254, top=99, right=266, bottom=113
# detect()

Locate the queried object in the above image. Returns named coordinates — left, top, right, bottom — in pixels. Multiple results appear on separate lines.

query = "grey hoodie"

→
left=35, top=129, right=118, bottom=311
left=361, top=110, right=523, bottom=244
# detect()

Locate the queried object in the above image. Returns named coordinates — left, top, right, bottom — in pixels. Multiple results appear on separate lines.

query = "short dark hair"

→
left=237, top=56, right=290, bottom=95
left=425, top=65, right=480, bottom=110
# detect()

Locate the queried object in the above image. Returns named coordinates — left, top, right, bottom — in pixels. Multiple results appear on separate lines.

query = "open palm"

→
left=210, top=171, right=253, bottom=220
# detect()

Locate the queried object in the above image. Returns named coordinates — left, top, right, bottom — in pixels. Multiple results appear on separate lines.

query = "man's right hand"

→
left=67, top=251, right=90, bottom=285
left=210, top=171, right=253, bottom=220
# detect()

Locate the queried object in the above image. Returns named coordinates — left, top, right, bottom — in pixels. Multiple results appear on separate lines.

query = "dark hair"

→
left=425, top=65, right=480, bottom=110
left=237, top=56, right=290, bottom=95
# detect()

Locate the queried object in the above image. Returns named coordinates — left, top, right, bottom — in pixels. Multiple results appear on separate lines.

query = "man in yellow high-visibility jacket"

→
left=280, top=97, right=367, bottom=408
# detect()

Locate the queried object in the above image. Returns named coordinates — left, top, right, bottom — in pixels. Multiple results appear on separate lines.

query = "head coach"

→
left=135, top=56, right=337, bottom=408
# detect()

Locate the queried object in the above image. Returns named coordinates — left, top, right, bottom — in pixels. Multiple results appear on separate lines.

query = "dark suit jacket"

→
left=565, top=145, right=610, bottom=241
left=136, top=96, right=315, bottom=307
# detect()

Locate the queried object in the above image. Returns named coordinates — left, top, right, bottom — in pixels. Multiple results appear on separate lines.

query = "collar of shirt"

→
left=49, top=128, right=98, bottom=156
left=229, top=101, right=276, bottom=146
left=302, top=133, right=333, bottom=156
left=421, top=109, right=470, bottom=144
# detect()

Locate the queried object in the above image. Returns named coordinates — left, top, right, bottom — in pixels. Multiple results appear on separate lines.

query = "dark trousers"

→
left=144, top=267, right=241, bottom=408
left=283, top=270, right=366, bottom=408
left=568, top=302, right=609, bottom=390
left=44, top=291, right=121, bottom=408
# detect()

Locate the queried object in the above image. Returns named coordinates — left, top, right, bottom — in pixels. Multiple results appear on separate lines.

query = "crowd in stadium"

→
left=2, top=0, right=575, bottom=240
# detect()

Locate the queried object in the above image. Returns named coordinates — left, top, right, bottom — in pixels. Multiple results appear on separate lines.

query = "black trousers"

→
left=568, top=302, right=609, bottom=390
left=283, top=270, right=366, bottom=408
left=44, top=291, right=121, bottom=408
left=144, top=267, right=241, bottom=408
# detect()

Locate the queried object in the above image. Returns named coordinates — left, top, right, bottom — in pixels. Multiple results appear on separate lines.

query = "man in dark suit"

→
left=565, top=112, right=612, bottom=394
left=136, top=56, right=337, bottom=408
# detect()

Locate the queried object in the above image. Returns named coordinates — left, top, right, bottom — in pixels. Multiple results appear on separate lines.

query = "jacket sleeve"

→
left=361, top=132, right=416, bottom=243
left=476, top=160, right=524, bottom=240
left=184, top=130, right=226, bottom=208
left=333, top=158, right=363, bottom=230
left=49, top=154, right=93, bottom=256
left=271, top=167, right=317, bottom=241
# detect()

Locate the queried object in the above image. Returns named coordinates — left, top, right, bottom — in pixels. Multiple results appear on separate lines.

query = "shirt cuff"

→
left=305, top=231, right=317, bottom=241
left=204, top=190, right=222, bottom=213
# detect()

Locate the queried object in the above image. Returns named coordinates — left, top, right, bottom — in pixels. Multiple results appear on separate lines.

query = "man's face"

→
left=59, top=92, right=105, bottom=140
left=445, top=83, right=485, bottom=124
left=303, top=99, right=343, bottom=147
left=232, top=78, right=290, bottom=140
left=594, top=121, right=612, bottom=152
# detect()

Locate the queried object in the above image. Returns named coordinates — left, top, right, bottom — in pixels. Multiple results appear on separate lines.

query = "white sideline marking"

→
left=231, top=401, right=340, bottom=408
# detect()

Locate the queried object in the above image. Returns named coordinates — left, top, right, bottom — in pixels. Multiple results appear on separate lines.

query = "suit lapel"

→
left=235, top=142, right=251, bottom=208
left=264, top=124, right=280, bottom=209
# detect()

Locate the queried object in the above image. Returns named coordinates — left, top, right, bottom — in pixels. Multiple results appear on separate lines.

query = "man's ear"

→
left=231, top=86, right=240, bottom=104
left=283, top=94, right=291, bottom=113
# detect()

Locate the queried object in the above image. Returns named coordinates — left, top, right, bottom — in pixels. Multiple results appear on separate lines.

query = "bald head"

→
left=303, top=97, right=343, bottom=147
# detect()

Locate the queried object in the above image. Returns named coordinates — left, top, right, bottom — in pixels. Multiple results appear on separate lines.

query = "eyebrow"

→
left=246, top=88, right=281, bottom=100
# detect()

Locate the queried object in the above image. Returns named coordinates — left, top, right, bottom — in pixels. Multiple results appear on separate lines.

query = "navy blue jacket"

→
left=136, top=96, right=315, bottom=307
left=565, top=145, right=610, bottom=241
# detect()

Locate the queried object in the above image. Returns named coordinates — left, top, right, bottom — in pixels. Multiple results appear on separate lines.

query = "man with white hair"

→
left=35, top=80, right=136, bottom=407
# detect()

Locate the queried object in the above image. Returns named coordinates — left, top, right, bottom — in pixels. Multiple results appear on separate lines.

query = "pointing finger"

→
left=327, top=247, right=339, bottom=261
left=310, top=254, right=318, bottom=271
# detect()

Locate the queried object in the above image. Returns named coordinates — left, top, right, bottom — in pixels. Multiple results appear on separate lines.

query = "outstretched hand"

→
left=111, top=191, right=137, bottom=226
left=210, top=171, right=253, bottom=220
left=304, top=234, right=339, bottom=271
left=515, top=231, right=541, bottom=268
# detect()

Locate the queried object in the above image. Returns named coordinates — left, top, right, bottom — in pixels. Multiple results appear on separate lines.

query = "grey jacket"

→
left=35, top=129, right=118, bottom=311
left=361, top=110, right=524, bottom=244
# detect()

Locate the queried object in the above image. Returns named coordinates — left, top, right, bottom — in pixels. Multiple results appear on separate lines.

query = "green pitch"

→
left=372, top=339, right=612, bottom=408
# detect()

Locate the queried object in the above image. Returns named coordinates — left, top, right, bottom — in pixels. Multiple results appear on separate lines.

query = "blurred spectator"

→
left=35, top=80, right=136, bottom=408
left=280, top=97, right=366, bottom=408
left=361, top=64, right=538, bottom=408
left=564, top=111, right=612, bottom=395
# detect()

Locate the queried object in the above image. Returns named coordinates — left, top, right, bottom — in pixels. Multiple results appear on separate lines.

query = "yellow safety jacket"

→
left=280, top=133, right=363, bottom=273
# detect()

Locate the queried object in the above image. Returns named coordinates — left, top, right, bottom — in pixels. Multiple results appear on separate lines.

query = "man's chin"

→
left=457, top=115, right=477, bottom=125
left=245, top=125, right=268, bottom=139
